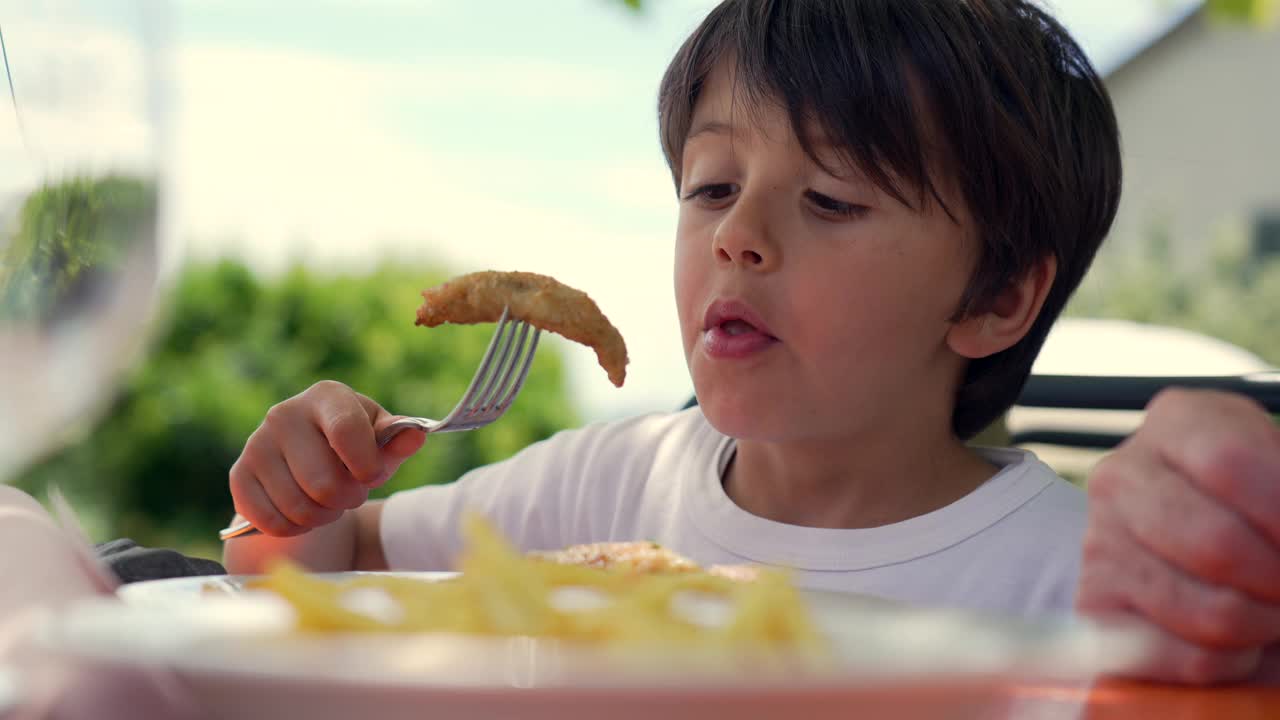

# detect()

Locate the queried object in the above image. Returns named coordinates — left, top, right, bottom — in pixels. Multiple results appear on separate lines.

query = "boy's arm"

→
left=222, top=501, right=387, bottom=574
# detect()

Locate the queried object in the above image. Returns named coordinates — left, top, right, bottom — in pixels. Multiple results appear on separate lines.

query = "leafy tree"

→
left=13, top=260, right=580, bottom=558
left=1206, top=0, right=1278, bottom=25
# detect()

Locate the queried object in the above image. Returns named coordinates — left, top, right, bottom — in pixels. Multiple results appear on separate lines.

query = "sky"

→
left=0, top=0, right=1203, bottom=423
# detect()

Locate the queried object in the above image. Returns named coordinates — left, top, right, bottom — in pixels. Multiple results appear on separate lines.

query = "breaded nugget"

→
left=531, top=542, right=761, bottom=582
left=706, top=564, right=762, bottom=582
left=416, top=271, right=628, bottom=387
left=530, top=541, right=700, bottom=574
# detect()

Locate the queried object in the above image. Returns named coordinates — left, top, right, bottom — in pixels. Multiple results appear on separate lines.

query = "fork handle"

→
left=376, top=417, right=437, bottom=446
left=219, top=518, right=259, bottom=541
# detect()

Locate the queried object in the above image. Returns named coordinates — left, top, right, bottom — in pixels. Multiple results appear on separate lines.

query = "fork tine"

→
left=440, top=307, right=511, bottom=424
left=494, top=327, right=541, bottom=412
left=478, top=321, right=533, bottom=411
left=467, top=318, right=522, bottom=416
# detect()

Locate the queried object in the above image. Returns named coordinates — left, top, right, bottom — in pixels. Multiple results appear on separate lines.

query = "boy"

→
left=224, top=0, right=1118, bottom=616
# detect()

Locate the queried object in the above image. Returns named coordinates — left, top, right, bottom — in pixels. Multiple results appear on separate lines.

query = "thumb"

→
left=372, top=428, right=426, bottom=487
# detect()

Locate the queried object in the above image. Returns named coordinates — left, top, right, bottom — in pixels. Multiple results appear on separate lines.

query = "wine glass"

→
left=0, top=0, right=171, bottom=483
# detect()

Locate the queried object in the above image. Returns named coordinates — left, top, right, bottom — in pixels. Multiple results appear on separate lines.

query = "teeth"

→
left=722, top=320, right=756, bottom=336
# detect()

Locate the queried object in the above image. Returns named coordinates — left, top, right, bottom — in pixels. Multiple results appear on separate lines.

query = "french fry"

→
left=253, top=515, right=820, bottom=653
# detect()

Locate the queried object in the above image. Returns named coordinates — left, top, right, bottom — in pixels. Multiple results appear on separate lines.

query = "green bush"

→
left=1068, top=223, right=1280, bottom=366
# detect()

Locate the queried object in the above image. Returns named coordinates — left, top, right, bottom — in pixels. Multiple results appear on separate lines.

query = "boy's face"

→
left=674, top=62, right=980, bottom=443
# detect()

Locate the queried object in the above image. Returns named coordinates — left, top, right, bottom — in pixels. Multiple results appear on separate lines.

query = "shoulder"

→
left=986, top=447, right=1086, bottom=524
left=966, top=447, right=1086, bottom=612
left=967, top=447, right=1087, bottom=562
left=977, top=447, right=1085, bottom=513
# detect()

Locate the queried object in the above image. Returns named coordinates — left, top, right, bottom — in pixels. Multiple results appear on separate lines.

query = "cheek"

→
left=786, top=253, right=956, bottom=360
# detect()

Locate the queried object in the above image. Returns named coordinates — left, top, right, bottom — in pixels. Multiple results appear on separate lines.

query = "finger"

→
left=1095, top=613, right=1262, bottom=686
left=252, top=440, right=344, bottom=529
left=276, top=423, right=369, bottom=511
left=1143, top=389, right=1280, bottom=545
left=1079, top=502, right=1280, bottom=650
left=381, top=426, right=426, bottom=460
left=1091, top=450, right=1280, bottom=603
left=228, top=458, right=305, bottom=537
left=371, top=427, right=426, bottom=488
left=303, top=381, right=384, bottom=485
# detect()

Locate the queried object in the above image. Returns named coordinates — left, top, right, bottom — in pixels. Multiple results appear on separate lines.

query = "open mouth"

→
left=701, top=299, right=778, bottom=350
left=720, top=319, right=760, bottom=337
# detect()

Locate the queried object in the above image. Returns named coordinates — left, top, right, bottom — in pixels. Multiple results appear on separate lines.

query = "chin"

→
left=694, top=387, right=792, bottom=441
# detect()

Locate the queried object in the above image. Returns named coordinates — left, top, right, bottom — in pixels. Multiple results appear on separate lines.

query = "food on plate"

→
left=531, top=540, right=761, bottom=581
left=415, top=271, right=629, bottom=387
left=529, top=541, right=700, bottom=574
left=251, top=516, right=815, bottom=650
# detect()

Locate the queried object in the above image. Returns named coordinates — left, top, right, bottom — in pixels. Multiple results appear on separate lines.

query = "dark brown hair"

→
left=658, top=0, right=1122, bottom=439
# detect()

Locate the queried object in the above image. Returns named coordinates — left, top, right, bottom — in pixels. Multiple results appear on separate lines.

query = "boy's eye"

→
left=682, top=183, right=737, bottom=203
left=805, top=190, right=868, bottom=219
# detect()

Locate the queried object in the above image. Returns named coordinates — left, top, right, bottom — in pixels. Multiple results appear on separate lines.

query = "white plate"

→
left=38, top=573, right=1158, bottom=720
left=113, top=571, right=460, bottom=606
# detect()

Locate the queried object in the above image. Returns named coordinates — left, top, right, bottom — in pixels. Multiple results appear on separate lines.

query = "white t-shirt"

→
left=381, top=407, right=1086, bottom=615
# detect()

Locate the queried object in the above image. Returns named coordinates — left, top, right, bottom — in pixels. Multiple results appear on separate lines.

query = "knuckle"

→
left=1086, top=455, right=1131, bottom=500
left=308, top=379, right=350, bottom=401
left=240, top=432, right=276, bottom=469
left=263, top=400, right=293, bottom=427
left=227, top=465, right=251, bottom=499
left=1146, top=387, right=1196, bottom=416
left=1087, top=461, right=1116, bottom=497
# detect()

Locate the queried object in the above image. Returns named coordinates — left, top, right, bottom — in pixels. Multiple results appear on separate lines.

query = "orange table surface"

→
left=1007, top=680, right=1280, bottom=719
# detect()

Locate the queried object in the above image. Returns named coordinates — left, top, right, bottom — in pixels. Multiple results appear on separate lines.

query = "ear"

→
left=947, top=255, right=1057, bottom=360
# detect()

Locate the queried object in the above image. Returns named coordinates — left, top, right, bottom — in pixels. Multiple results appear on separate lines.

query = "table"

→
left=1009, top=680, right=1280, bottom=719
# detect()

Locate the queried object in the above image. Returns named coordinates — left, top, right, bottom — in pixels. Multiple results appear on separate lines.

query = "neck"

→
left=722, top=415, right=996, bottom=530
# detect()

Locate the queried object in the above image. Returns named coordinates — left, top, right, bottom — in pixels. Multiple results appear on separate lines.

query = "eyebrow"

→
left=685, top=120, right=734, bottom=142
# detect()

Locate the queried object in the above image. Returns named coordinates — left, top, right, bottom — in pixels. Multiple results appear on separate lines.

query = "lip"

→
left=700, top=298, right=780, bottom=360
left=702, top=299, right=777, bottom=339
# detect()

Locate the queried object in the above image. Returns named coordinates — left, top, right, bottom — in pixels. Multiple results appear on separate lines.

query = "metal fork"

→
left=218, top=307, right=541, bottom=541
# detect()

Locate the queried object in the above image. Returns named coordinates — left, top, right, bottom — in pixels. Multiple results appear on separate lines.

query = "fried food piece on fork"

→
left=416, top=271, right=629, bottom=387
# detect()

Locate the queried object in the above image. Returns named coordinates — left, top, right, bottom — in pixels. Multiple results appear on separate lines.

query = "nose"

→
left=711, top=191, right=779, bottom=271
